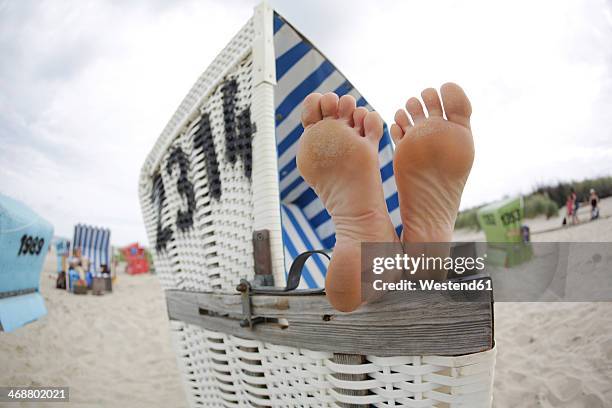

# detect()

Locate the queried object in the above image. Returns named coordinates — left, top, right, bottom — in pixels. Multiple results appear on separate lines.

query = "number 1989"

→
left=17, top=234, right=45, bottom=256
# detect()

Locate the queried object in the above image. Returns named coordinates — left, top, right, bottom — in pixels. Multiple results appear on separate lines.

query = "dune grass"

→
left=534, top=176, right=612, bottom=207
left=524, top=193, right=559, bottom=219
left=455, top=207, right=482, bottom=230
left=455, top=176, right=611, bottom=230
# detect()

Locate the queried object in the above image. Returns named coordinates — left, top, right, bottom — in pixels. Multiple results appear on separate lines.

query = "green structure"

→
left=477, top=196, right=532, bottom=267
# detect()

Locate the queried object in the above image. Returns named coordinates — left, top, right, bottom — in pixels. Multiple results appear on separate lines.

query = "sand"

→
left=1, top=203, right=611, bottom=407
left=0, top=254, right=188, bottom=408
left=494, top=301, right=612, bottom=407
left=490, top=199, right=612, bottom=407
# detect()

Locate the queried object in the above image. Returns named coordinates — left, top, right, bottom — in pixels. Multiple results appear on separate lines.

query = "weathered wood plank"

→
left=165, top=287, right=493, bottom=357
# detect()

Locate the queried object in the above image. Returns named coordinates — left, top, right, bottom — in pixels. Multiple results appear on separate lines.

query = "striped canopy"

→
left=72, top=224, right=111, bottom=275
left=273, top=13, right=402, bottom=288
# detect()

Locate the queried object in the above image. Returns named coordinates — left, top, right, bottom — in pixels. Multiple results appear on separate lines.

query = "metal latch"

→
left=236, top=250, right=330, bottom=328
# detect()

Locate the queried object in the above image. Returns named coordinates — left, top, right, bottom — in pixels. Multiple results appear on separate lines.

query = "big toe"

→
left=440, top=82, right=472, bottom=128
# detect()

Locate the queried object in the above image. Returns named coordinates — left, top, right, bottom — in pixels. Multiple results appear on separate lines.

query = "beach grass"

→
left=456, top=175, right=611, bottom=230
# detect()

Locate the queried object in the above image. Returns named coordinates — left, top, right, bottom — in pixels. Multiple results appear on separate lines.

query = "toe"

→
left=390, top=124, right=403, bottom=144
left=320, top=92, right=340, bottom=118
left=421, top=88, right=443, bottom=117
left=406, top=97, right=426, bottom=124
left=394, top=109, right=412, bottom=131
left=301, top=93, right=323, bottom=128
left=364, top=111, right=383, bottom=144
left=440, top=82, right=472, bottom=128
left=338, top=95, right=356, bottom=125
left=353, top=107, right=368, bottom=136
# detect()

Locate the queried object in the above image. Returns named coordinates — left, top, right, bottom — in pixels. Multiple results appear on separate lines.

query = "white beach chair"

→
left=139, top=3, right=495, bottom=406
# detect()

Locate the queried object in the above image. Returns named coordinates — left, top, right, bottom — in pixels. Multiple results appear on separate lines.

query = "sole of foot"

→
left=390, top=83, right=474, bottom=278
left=297, top=92, right=399, bottom=312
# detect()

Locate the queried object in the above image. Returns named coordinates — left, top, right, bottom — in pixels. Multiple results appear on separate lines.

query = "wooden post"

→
left=332, top=353, right=368, bottom=408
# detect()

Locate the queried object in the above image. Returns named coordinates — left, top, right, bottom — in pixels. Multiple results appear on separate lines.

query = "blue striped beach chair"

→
left=274, top=13, right=401, bottom=289
left=72, top=224, right=111, bottom=278
left=139, top=3, right=495, bottom=406
left=55, top=238, right=70, bottom=273
left=0, top=193, right=52, bottom=332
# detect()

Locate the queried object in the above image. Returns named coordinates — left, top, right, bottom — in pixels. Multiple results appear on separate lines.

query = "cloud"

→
left=272, top=0, right=612, bottom=207
left=0, top=0, right=257, bottom=245
left=0, top=0, right=611, bottom=247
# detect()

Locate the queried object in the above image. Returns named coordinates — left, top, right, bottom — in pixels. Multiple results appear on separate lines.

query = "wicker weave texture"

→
left=139, top=20, right=256, bottom=293
left=170, top=322, right=495, bottom=408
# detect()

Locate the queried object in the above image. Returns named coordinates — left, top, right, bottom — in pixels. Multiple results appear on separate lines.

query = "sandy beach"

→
left=1, top=212, right=611, bottom=407
left=0, top=254, right=188, bottom=408
left=492, top=216, right=612, bottom=407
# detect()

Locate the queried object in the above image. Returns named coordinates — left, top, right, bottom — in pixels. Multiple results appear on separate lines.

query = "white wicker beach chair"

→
left=138, top=3, right=495, bottom=407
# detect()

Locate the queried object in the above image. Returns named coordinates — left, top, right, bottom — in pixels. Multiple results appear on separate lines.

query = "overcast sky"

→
left=1, top=0, right=611, bottom=246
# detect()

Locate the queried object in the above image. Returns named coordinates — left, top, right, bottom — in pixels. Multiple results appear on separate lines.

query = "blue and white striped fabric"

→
left=273, top=13, right=402, bottom=288
left=54, top=238, right=70, bottom=273
left=72, top=224, right=111, bottom=276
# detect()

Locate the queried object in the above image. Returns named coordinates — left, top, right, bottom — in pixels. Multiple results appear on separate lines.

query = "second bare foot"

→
left=391, top=83, right=474, bottom=245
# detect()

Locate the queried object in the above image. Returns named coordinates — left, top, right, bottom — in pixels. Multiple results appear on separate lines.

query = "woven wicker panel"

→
left=139, top=19, right=256, bottom=293
left=170, top=322, right=495, bottom=408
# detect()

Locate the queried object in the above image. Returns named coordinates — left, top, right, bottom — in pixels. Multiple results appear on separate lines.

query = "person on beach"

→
left=296, top=83, right=473, bottom=312
left=573, top=191, right=580, bottom=223
left=68, top=247, right=88, bottom=280
left=565, top=189, right=574, bottom=226
left=566, top=188, right=579, bottom=225
left=590, top=189, right=600, bottom=220
left=100, top=264, right=110, bottom=277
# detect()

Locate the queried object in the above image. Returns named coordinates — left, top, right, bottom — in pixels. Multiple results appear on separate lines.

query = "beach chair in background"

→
left=122, top=243, right=149, bottom=275
left=54, top=238, right=70, bottom=290
left=0, top=194, right=52, bottom=332
left=54, top=238, right=70, bottom=274
left=139, top=3, right=495, bottom=406
left=477, top=197, right=533, bottom=267
left=72, top=224, right=111, bottom=288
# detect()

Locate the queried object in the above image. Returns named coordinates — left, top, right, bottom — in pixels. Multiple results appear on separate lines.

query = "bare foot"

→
left=297, top=92, right=399, bottom=312
left=390, top=83, right=474, bottom=247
